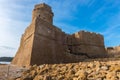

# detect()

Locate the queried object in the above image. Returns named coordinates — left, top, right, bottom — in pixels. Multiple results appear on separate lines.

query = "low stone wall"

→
left=106, top=46, right=120, bottom=58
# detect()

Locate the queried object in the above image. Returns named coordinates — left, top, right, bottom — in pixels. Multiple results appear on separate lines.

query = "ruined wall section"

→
left=11, top=19, right=36, bottom=66
left=70, top=31, right=106, bottom=58
left=107, top=46, right=120, bottom=58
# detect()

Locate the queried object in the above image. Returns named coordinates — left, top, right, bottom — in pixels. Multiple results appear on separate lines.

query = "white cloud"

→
left=0, top=0, right=30, bottom=57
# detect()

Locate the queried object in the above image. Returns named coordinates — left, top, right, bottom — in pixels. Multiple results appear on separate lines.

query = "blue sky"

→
left=0, top=0, right=120, bottom=57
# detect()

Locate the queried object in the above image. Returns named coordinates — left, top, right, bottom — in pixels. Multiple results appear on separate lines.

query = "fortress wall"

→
left=31, top=34, right=57, bottom=65
left=107, top=46, right=120, bottom=58
left=11, top=20, right=36, bottom=66
left=70, top=44, right=106, bottom=58
left=34, top=17, right=64, bottom=43
left=64, top=35, right=72, bottom=45
left=30, top=18, right=66, bottom=65
left=115, top=46, right=120, bottom=52
left=70, top=31, right=106, bottom=58
left=12, top=33, right=34, bottom=66
left=107, top=46, right=120, bottom=54
left=73, top=31, right=104, bottom=46
left=114, top=46, right=120, bottom=57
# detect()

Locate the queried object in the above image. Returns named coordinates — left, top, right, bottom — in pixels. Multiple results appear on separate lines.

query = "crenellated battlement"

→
left=34, top=3, right=51, bottom=11
left=76, top=30, right=102, bottom=36
left=32, top=3, right=54, bottom=24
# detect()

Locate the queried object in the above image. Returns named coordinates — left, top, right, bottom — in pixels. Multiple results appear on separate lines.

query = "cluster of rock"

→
left=15, top=60, right=120, bottom=80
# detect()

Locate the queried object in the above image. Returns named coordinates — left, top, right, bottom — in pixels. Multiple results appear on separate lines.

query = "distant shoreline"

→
left=0, top=61, right=11, bottom=64
left=0, top=57, right=13, bottom=62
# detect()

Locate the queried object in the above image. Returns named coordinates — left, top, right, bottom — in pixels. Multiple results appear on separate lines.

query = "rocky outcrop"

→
left=15, top=59, right=120, bottom=80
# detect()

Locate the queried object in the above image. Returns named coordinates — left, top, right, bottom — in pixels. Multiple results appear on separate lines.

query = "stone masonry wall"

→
left=69, top=31, right=106, bottom=58
left=30, top=17, right=65, bottom=65
left=107, top=46, right=120, bottom=58
left=11, top=19, right=36, bottom=66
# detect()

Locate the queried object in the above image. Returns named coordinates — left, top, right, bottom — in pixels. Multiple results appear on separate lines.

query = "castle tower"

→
left=32, top=3, right=54, bottom=24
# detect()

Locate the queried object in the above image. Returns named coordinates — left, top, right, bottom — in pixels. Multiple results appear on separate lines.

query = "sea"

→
left=0, top=61, right=11, bottom=64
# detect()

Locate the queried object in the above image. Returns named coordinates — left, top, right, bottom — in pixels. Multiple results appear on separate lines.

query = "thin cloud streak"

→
left=0, top=0, right=30, bottom=57
left=0, top=46, right=15, bottom=50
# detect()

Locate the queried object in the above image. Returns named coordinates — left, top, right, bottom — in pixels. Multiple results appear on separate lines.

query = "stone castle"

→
left=12, top=3, right=107, bottom=66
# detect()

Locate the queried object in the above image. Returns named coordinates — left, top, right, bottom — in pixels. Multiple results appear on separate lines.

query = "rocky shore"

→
left=15, top=59, right=120, bottom=80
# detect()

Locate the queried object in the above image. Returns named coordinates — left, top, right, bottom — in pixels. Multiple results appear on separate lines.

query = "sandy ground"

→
left=0, top=64, right=27, bottom=80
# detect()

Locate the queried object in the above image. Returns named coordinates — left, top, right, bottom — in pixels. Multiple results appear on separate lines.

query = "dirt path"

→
left=0, top=64, right=27, bottom=80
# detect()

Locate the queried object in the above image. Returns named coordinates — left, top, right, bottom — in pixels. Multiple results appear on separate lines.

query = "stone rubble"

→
left=13, top=60, right=120, bottom=80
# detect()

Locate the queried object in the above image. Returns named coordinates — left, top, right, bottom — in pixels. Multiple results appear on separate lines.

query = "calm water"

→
left=0, top=61, right=11, bottom=64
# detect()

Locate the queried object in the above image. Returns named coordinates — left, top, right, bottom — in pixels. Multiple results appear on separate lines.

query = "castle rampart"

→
left=12, top=3, right=107, bottom=66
